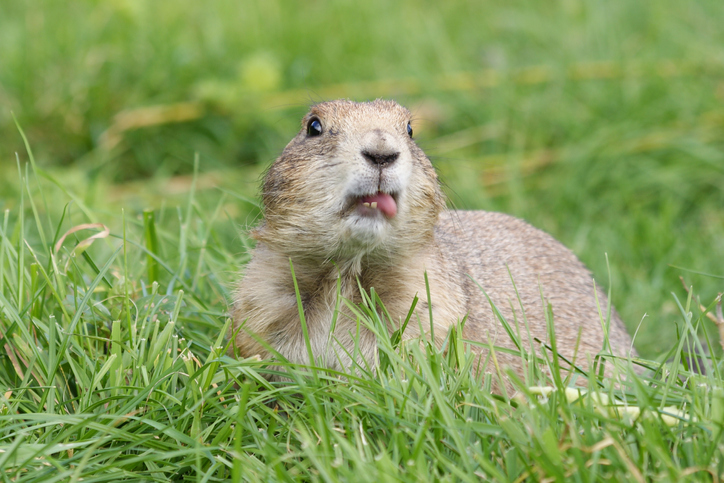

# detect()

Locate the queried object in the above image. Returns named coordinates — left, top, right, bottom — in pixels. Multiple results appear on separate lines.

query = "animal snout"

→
left=362, top=150, right=399, bottom=167
left=360, top=129, right=401, bottom=167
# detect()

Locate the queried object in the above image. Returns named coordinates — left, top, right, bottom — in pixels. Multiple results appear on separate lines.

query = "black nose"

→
left=362, top=150, right=399, bottom=166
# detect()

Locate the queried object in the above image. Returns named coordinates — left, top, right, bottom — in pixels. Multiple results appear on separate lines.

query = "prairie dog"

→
left=231, top=99, right=632, bottom=383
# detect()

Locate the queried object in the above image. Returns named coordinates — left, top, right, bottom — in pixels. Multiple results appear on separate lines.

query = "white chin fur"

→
left=343, top=213, right=391, bottom=248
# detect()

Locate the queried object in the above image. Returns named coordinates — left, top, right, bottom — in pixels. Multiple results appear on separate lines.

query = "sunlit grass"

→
left=1, top=0, right=724, bottom=480
left=1, top=151, right=723, bottom=481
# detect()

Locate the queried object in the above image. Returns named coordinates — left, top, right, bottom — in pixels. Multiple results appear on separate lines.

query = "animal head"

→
left=255, top=99, right=446, bottom=271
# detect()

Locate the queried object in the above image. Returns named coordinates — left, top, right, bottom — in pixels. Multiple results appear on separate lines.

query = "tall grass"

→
left=1, top=147, right=723, bottom=481
left=1, top=1, right=724, bottom=479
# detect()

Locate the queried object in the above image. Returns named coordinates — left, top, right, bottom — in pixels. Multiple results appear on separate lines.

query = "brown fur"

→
left=231, top=99, right=633, bottom=386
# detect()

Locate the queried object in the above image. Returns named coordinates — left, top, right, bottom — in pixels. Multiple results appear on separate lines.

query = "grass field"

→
left=1, top=0, right=724, bottom=480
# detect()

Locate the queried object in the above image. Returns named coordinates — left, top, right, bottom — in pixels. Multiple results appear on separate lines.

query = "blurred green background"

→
left=1, top=0, right=723, bottom=356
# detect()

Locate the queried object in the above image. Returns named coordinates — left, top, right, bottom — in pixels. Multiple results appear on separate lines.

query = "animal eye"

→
left=307, top=118, right=322, bottom=137
left=406, top=122, right=413, bottom=138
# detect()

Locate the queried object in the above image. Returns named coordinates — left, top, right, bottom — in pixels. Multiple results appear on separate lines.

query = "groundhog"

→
left=231, top=99, right=633, bottom=386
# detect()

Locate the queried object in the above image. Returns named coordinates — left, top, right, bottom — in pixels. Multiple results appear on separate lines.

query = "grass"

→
left=1, top=0, right=724, bottom=480
left=0, top=162, right=723, bottom=481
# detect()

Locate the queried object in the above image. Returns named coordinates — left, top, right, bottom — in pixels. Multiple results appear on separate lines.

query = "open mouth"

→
left=349, top=191, right=398, bottom=218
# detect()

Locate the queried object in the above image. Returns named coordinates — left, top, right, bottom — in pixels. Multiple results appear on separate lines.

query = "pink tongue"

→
left=361, top=192, right=397, bottom=218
